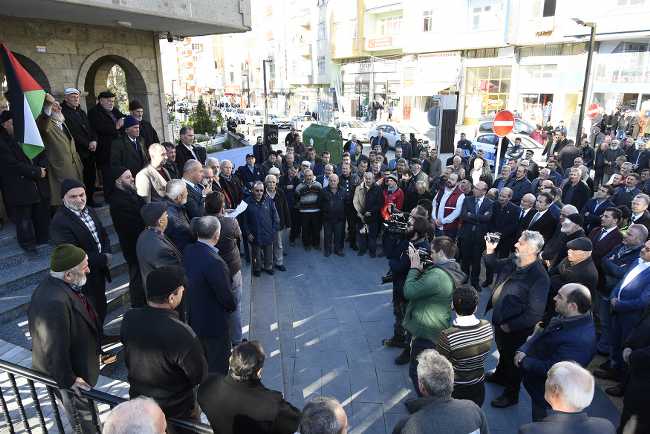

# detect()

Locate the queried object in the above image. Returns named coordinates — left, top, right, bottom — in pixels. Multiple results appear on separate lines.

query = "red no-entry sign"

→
left=493, top=110, right=515, bottom=137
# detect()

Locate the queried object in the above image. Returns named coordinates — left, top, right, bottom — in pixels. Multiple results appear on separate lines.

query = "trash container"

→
left=302, top=124, right=343, bottom=165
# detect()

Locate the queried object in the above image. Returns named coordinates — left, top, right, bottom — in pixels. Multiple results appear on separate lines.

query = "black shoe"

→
left=383, top=337, right=409, bottom=349
left=275, top=265, right=286, bottom=272
left=21, top=244, right=37, bottom=254
left=485, top=371, right=507, bottom=386
left=351, top=244, right=358, bottom=251
left=605, top=384, right=625, bottom=397
left=264, top=269, right=274, bottom=276
left=357, top=251, right=365, bottom=256
left=253, top=270, right=261, bottom=277
left=335, top=251, right=345, bottom=257
left=394, top=348, right=410, bottom=365
left=369, top=252, right=376, bottom=258
left=491, top=394, right=518, bottom=408
left=593, top=368, right=620, bottom=381
left=324, top=251, right=331, bottom=257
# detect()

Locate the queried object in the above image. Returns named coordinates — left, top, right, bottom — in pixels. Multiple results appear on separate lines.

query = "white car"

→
left=368, top=123, right=430, bottom=149
left=335, top=119, right=370, bottom=142
left=271, top=114, right=292, bottom=129
left=246, top=109, right=264, bottom=126
left=471, top=132, right=545, bottom=167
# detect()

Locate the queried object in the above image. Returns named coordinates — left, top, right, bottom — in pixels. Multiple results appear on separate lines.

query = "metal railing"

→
left=0, top=359, right=213, bottom=433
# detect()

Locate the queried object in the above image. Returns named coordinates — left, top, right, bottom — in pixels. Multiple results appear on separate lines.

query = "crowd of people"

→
left=1, top=88, right=649, bottom=434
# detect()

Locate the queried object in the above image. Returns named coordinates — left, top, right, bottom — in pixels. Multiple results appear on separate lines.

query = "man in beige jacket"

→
left=135, top=143, right=170, bottom=203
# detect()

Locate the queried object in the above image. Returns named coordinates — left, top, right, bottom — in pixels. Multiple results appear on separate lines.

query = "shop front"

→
left=341, top=59, right=401, bottom=120
left=591, top=51, right=650, bottom=114
left=462, top=65, right=512, bottom=125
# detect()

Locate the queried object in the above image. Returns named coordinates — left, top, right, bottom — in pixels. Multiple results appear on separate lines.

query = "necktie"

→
left=520, top=209, right=524, bottom=219
left=132, top=138, right=140, bottom=153
left=599, top=228, right=607, bottom=240
left=475, top=199, right=481, bottom=215
left=529, top=212, right=541, bottom=227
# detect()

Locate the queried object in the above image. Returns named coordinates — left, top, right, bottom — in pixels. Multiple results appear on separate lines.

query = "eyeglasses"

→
left=253, top=189, right=264, bottom=193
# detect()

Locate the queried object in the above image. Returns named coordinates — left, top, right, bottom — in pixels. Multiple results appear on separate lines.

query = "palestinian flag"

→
left=1, top=43, right=45, bottom=159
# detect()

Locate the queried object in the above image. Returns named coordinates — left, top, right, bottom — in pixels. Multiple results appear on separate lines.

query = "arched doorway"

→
left=0, top=51, right=51, bottom=108
left=83, top=55, right=148, bottom=116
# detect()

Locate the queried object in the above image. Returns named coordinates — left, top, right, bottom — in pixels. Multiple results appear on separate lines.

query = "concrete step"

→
left=0, top=271, right=131, bottom=325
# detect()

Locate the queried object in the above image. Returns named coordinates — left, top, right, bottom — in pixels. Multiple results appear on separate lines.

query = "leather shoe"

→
left=485, top=371, right=507, bottom=386
left=593, top=368, right=620, bottom=381
left=335, top=251, right=345, bottom=257
left=383, top=337, right=409, bottom=349
left=264, top=269, right=274, bottom=276
left=275, top=265, right=286, bottom=272
left=394, top=348, right=410, bottom=365
left=253, top=270, right=261, bottom=277
left=605, top=384, right=625, bottom=397
left=491, top=394, right=518, bottom=408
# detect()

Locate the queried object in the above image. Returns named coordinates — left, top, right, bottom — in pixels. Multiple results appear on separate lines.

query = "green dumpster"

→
left=302, top=124, right=342, bottom=165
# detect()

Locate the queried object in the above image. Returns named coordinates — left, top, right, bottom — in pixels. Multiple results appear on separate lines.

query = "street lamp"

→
left=573, top=18, right=597, bottom=147
left=262, top=58, right=273, bottom=124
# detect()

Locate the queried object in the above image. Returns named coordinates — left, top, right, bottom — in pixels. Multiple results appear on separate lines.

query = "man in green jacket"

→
left=404, top=236, right=466, bottom=396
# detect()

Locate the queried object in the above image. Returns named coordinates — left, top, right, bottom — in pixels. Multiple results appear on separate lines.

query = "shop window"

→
left=542, top=0, right=556, bottom=16
left=423, top=10, right=433, bottom=32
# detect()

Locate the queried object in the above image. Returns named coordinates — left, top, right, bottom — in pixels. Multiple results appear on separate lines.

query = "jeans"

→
left=323, top=220, right=345, bottom=254
left=597, top=294, right=612, bottom=354
left=273, top=230, right=284, bottom=266
left=228, top=271, right=243, bottom=345
left=251, top=243, right=273, bottom=273
left=409, top=337, right=437, bottom=396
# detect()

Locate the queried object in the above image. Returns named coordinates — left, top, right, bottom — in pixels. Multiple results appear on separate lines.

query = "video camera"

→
left=416, top=247, right=434, bottom=270
left=383, top=204, right=409, bottom=236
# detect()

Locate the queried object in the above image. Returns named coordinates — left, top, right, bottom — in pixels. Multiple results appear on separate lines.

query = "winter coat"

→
left=0, top=129, right=50, bottom=206
left=322, top=187, right=346, bottom=222
left=243, top=195, right=279, bottom=246
left=87, top=103, right=125, bottom=166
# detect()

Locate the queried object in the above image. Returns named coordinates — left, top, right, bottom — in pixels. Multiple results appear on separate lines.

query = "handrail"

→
left=0, top=359, right=213, bottom=433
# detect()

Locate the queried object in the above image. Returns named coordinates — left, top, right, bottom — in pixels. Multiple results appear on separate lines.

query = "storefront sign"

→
left=367, top=36, right=393, bottom=50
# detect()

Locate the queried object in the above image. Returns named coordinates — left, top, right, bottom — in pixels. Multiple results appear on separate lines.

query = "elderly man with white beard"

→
left=38, top=93, right=84, bottom=206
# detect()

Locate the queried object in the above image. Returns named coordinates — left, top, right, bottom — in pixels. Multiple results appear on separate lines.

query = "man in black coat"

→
left=484, top=230, right=550, bottom=408
left=61, top=88, right=100, bottom=206
left=121, top=266, right=208, bottom=422
left=236, top=153, right=265, bottom=194
left=528, top=192, right=558, bottom=243
left=110, top=115, right=149, bottom=178
left=0, top=111, right=50, bottom=252
left=484, top=187, right=520, bottom=286
left=87, top=90, right=126, bottom=197
left=109, top=167, right=146, bottom=307
left=175, top=126, right=207, bottom=173
left=182, top=159, right=208, bottom=219
left=370, top=129, right=389, bottom=155
left=458, top=181, right=493, bottom=289
left=198, top=341, right=301, bottom=434
left=129, top=99, right=159, bottom=150
left=183, top=216, right=236, bottom=374
left=561, top=168, right=591, bottom=212
left=28, top=245, right=100, bottom=433
left=50, top=179, right=112, bottom=326
left=321, top=173, right=347, bottom=257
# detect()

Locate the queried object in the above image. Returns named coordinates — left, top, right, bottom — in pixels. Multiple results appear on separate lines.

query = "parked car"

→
left=334, top=119, right=370, bottom=142
left=246, top=109, right=264, bottom=126
left=368, top=123, right=430, bottom=150
left=472, top=132, right=545, bottom=167
left=478, top=117, right=536, bottom=136
left=271, top=114, right=292, bottom=129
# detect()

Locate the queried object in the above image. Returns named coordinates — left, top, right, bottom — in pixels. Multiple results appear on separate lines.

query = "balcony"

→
left=365, top=34, right=403, bottom=51
left=1, top=0, right=252, bottom=37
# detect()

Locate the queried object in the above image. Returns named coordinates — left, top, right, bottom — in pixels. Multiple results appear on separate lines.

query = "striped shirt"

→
left=437, top=318, right=494, bottom=386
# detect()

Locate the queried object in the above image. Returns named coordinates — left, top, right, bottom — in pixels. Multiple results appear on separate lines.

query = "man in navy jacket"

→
left=517, top=283, right=596, bottom=421
left=581, top=185, right=614, bottom=234
left=183, top=216, right=236, bottom=374
left=242, top=181, right=280, bottom=276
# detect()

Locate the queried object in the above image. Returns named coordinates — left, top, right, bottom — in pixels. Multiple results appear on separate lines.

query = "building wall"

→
left=0, top=15, right=169, bottom=140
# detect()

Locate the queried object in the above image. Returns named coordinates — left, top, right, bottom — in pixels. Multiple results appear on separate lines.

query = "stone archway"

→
left=78, top=49, right=149, bottom=116
left=0, top=51, right=51, bottom=99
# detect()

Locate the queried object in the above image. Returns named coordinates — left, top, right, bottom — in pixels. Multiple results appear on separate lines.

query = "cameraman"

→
left=403, top=236, right=467, bottom=396
left=383, top=212, right=431, bottom=365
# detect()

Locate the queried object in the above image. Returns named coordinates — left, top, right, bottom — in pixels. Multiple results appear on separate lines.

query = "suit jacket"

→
left=518, top=208, right=536, bottom=237
left=136, top=227, right=182, bottom=292
left=581, top=198, right=614, bottom=233
left=61, top=101, right=96, bottom=159
left=198, top=374, right=301, bottom=434
left=629, top=210, right=650, bottom=233
left=588, top=226, right=623, bottom=265
left=236, top=164, right=265, bottom=193
left=610, top=262, right=650, bottom=315
left=518, top=411, right=615, bottom=434
left=528, top=210, right=557, bottom=243
left=109, top=187, right=145, bottom=264
left=28, top=276, right=100, bottom=388
left=37, top=113, right=84, bottom=205
left=561, top=181, right=590, bottom=212
left=87, top=103, right=125, bottom=165
left=506, top=177, right=532, bottom=205
left=490, top=201, right=521, bottom=241
left=611, top=186, right=641, bottom=208
left=110, top=134, right=149, bottom=178
left=458, top=196, right=493, bottom=239
left=135, top=164, right=169, bottom=203
left=175, top=143, right=207, bottom=173
left=50, top=206, right=112, bottom=282
left=165, top=199, right=194, bottom=251
left=623, top=306, right=650, bottom=414
left=0, top=129, right=50, bottom=206
left=182, top=242, right=236, bottom=337
left=184, top=180, right=206, bottom=219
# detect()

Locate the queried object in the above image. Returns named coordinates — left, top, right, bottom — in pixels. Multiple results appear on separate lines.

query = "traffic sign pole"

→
left=494, top=136, right=502, bottom=178
left=492, top=110, right=515, bottom=178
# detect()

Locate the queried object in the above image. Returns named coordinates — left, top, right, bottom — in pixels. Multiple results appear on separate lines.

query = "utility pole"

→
left=573, top=19, right=596, bottom=147
left=263, top=58, right=272, bottom=124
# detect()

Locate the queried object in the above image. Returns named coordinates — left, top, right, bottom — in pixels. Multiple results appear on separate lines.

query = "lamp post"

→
left=573, top=18, right=597, bottom=147
left=263, top=58, right=273, bottom=124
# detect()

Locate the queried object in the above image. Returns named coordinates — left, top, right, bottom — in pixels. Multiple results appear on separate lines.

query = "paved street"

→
left=246, top=242, right=622, bottom=434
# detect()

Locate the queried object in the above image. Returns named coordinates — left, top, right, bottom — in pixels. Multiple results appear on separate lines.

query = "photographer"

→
left=403, top=236, right=467, bottom=396
left=484, top=230, right=550, bottom=409
left=383, top=212, right=431, bottom=365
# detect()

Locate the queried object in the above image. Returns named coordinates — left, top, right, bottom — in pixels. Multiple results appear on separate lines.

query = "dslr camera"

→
left=383, top=204, right=409, bottom=236
left=485, top=232, right=502, bottom=244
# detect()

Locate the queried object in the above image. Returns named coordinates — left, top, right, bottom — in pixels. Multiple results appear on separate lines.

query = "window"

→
left=317, top=56, right=326, bottom=74
left=423, top=10, right=433, bottom=32
left=542, top=0, right=556, bottom=17
left=470, top=0, right=500, bottom=30
left=378, top=15, right=402, bottom=36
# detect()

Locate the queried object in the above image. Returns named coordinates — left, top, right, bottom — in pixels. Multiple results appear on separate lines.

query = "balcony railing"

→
left=0, top=359, right=213, bottom=433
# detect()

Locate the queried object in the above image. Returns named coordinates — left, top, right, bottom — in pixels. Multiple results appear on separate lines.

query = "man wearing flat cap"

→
left=37, top=93, right=84, bottom=206
left=29, top=244, right=100, bottom=433
left=129, top=99, right=159, bottom=150
left=547, top=237, right=598, bottom=323
left=109, top=167, right=146, bottom=307
left=61, top=88, right=101, bottom=207
left=110, top=115, right=149, bottom=179
left=0, top=110, right=50, bottom=252
left=87, top=90, right=126, bottom=198
left=50, top=179, right=112, bottom=326
left=516, top=283, right=596, bottom=421
left=120, top=265, right=207, bottom=423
